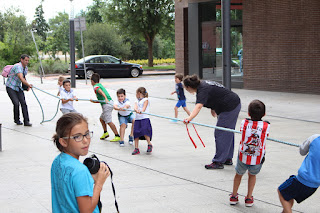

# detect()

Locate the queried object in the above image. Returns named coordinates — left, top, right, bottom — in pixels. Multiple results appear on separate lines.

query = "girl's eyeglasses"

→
left=63, top=131, right=93, bottom=142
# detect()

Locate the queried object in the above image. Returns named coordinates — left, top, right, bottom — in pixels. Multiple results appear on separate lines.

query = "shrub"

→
left=30, top=60, right=68, bottom=74
left=127, top=58, right=175, bottom=65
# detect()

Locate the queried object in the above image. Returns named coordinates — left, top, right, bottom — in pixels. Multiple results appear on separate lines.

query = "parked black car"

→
left=73, top=55, right=143, bottom=78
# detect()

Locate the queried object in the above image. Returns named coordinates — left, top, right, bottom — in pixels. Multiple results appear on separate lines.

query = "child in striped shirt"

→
left=229, top=100, right=270, bottom=207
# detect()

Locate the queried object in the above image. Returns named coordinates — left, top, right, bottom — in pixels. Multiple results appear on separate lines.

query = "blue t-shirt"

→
left=297, top=135, right=320, bottom=188
left=175, top=82, right=186, bottom=100
left=51, top=153, right=99, bottom=213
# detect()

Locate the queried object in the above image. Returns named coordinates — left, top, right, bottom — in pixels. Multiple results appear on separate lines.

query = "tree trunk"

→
left=147, top=38, right=153, bottom=67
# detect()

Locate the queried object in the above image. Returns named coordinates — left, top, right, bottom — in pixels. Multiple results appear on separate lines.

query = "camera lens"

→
left=84, top=158, right=100, bottom=174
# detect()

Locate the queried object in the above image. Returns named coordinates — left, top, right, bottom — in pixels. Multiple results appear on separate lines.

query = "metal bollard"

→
left=0, top=123, right=2, bottom=151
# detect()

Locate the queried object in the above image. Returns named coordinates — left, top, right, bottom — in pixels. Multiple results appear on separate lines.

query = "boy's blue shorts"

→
left=176, top=100, right=187, bottom=108
left=118, top=113, right=135, bottom=126
left=278, top=175, right=317, bottom=203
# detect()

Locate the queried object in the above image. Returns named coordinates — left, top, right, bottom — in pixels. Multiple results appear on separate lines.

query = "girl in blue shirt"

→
left=51, top=113, right=110, bottom=212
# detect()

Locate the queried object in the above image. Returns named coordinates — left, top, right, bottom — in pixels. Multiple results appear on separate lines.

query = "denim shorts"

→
left=235, top=159, right=263, bottom=175
left=118, top=113, right=135, bottom=126
left=278, top=175, right=318, bottom=203
left=176, top=100, right=186, bottom=108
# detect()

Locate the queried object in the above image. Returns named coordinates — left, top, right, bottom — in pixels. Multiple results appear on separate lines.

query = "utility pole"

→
left=69, top=0, right=76, bottom=88
left=222, top=0, right=231, bottom=90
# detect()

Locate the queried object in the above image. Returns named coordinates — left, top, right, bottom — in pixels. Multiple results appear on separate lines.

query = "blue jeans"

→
left=6, top=87, right=30, bottom=123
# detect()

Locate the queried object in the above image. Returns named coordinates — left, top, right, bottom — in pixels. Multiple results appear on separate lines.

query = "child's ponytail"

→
left=52, top=134, right=64, bottom=152
left=137, top=87, right=148, bottom=98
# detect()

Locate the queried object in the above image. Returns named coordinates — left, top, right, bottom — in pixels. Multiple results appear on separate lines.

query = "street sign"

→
left=74, top=17, right=86, bottom=31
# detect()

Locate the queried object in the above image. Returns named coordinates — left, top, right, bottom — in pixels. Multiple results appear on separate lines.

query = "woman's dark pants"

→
left=212, top=103, right=241, bottom=163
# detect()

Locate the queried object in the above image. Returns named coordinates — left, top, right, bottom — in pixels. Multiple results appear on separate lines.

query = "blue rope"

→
left=77, top=98, right=106, bottom=103
left=114, top=106, right=300, bottom=148
left=31, top=87, right=62, bottom=124
left=31, top=86, right=299, bottom=148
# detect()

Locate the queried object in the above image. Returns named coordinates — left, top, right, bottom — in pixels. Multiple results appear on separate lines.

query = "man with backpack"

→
left=5, top=54, right=33, bottom=126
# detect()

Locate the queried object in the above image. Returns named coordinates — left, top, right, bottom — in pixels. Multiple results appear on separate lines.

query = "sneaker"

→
left=229, top=194, right=239, bottom=205
left=147, top=145, right=153, bottom=153
left=128, top=135, right=134, bottom=145
left=170, top=119, right=178, bottom=123
left=110, top=136, right=121, bottom=142
left=205, top=162, right=224, bottom=169
left=100, top=132, right=109, bottom=140
left=224, top=158, right=233, bottom=165
left=15, top=121, right=23, bottom=125
left=245, top=196, right=254, bottom=207
left=119, top=141, right=124, bottom=147
left=132, top=148, right=140, bottom=155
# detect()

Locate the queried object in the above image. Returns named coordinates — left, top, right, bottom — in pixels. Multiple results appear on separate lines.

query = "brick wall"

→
left=243, top=0, right=320, bottom=94
left=175, top=0, right=189, bottom=76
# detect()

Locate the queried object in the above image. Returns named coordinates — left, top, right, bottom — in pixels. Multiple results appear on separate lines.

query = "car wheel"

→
left=130, top=68, right=140, bottom=78
left=86, top=70, right=94, bottom=79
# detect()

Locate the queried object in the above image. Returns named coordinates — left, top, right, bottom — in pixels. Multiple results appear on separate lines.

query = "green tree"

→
left=0, top=13, right=5, bottom=42
left=80, top=22, right=131, bottom=59
left=106, top=0, right=174, bottom=66
left=47, top=12, right=69, bottom=61
left=0, top=9, right=35, bottom=66
left=85, top=0, right=105, bottom=24
left=32, top=0, right=50, bottom=42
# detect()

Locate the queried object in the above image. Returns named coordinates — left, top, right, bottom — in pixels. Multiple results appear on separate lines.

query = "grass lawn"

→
left=143, top=65, right=175, bottom=70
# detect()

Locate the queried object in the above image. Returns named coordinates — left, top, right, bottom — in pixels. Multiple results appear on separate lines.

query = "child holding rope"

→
left=90, top=73, right=120, bottom=142
left=278, top=134, right=320, bottom=213
left=113, top=88, right=135, bottom=147
left=57, top=76, right=65, bottom=96
left=229, top=100, right=270, bottom=207
left=170, top=74, right=191, bottom=122
left=60, top=79, right=78, bottom=114
left=132, top=87, right=153, bottom=155
left=51, top=112, right=110, bottom=212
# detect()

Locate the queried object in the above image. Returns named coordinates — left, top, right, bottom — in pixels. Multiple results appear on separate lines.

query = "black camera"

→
left=84, top=154, right=107, bottom=174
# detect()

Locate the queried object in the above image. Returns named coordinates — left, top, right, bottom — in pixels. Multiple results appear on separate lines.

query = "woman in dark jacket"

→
left=183, top=74, right=241, bottom=169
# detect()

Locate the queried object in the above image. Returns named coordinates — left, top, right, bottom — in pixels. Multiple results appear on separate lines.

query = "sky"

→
left=1, top=0, right=94, bottom=23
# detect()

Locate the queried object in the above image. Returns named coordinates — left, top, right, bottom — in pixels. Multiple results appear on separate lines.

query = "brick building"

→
left=175, top=0, right=320, bottom=94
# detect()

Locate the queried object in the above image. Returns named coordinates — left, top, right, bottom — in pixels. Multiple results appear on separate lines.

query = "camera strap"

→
left=106, top=164, right=120, bottom=213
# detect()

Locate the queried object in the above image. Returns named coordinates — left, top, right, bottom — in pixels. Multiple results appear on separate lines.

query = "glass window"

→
left=109, top=56, right=120, bottom=64
left=200, top=1, right=243, bottom=81
left=88, top=57, right=102, bottom=63
left=101, top=56, right=111, bottom=63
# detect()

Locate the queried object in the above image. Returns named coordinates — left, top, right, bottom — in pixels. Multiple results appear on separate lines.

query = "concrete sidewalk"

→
left=0, top=74, right=319, bottom=213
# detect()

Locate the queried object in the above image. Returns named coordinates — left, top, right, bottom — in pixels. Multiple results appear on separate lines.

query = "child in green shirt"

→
left=90, top=73, right=120, bottom=142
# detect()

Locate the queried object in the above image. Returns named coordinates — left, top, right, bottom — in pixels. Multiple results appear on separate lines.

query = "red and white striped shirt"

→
left=238, top=119, right=270, bottom=165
